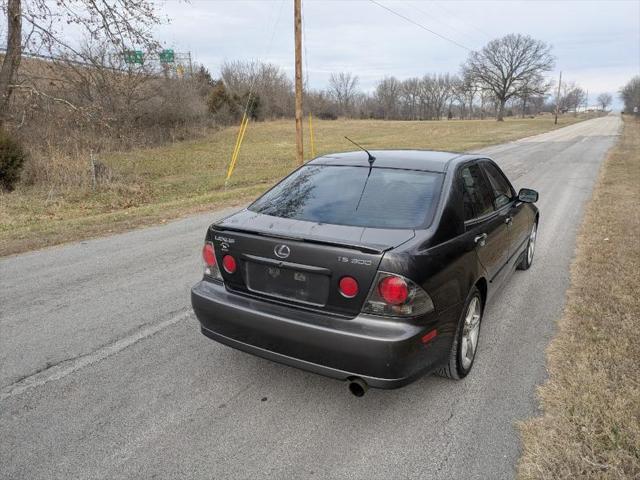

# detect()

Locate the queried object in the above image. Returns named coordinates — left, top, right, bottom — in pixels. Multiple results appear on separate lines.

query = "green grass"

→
left=0, top=114, right=589, bottom=256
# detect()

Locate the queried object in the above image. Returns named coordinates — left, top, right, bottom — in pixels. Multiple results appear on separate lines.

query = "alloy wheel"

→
left=527, top=223, right=537, bottom=265
left=460, top=296, right=481, bottom=370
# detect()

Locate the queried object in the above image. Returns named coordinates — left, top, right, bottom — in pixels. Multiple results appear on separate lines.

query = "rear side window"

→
left=482, top=162, right=514, bottom=209
left=460, top=164, right=495, bottom=221
left=249, top=165, right=443, bottom=229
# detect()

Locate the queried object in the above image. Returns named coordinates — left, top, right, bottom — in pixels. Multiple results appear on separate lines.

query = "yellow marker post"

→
left=226, top=114, right=249, bottom=183
left=308, top=113, right=316, bottom=159
left=227, top=114, right=246, bottom=180
left=231, top=114, right=247, bottom=163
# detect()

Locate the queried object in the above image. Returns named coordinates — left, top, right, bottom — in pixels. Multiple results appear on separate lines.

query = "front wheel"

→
left=517, top=221, right=537, bottom=270
left=436, top=287, right=483, bottom=380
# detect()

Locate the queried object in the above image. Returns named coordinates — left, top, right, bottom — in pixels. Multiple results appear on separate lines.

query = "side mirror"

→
left=518, top=188, right=539, bottom=203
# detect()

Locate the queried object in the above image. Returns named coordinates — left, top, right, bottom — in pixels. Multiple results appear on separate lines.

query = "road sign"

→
left=124, top=50, right=144, bottom=65
left=159, top=49, right=175, bottom=64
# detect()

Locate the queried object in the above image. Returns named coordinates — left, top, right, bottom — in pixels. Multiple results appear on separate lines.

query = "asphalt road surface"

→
left=1, top=115, right=621, bottom=479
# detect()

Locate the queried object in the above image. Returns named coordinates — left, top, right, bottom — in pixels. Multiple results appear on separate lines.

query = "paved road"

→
left=0, top=115, right=620, bottom=479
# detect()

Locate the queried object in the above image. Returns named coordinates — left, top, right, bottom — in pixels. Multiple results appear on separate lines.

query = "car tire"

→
left=517, top=221, right=538, bottom=271
left=436, top=286, right=483, bottom=380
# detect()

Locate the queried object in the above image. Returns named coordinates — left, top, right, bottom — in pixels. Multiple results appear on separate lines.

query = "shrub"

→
left=207, top=80, right=230, bottom=115
left=0, top=130, right=26, bottom=191
left=208, top=82, right=262, bottom=124
left=317, top=111, right=338, bottom=120
left=241, top=92, right=261, bottom=121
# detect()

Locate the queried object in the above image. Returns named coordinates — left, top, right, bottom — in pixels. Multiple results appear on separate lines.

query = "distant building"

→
left=576, top=105, right=602, bottom=113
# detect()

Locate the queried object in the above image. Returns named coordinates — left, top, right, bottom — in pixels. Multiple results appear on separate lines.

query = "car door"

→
left=459, top=162, right=510, bottom=283
left=480, top=160, right=530, bottom=260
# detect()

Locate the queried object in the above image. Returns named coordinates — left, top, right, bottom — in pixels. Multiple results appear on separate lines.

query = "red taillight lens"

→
left=362, top=272, right=434, bottom=317
left=339, top=276, right=359, bottom=298
left=378, top=276, right=408, bottom=305
left=202, top=242, right=222, bottom=280
left=222, top=255, right=237, bottom=274
left=202, top=243, right=216, bottom=267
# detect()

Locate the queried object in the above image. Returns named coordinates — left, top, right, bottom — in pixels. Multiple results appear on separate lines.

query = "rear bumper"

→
left=191, top=280, right=458, bottom=389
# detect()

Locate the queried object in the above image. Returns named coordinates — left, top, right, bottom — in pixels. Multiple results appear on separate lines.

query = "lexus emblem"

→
left=274, top=244, right=291, bottom=259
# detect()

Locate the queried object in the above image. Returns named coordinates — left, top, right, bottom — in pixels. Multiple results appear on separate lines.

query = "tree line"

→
left=0, top=0, right=625, bottom=137
left=0, top=0, right=629, bottom=191
left=209, top=34, right=611, bottom=124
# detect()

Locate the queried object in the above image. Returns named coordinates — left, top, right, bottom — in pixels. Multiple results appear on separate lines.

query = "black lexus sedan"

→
left=191, top=150, right=539, bottom=396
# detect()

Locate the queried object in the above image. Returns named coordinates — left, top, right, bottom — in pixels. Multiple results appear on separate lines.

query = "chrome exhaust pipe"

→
left=347, top=377, right=368, bottom=397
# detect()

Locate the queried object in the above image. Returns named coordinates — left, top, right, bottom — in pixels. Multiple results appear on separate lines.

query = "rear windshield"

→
left=248, top=165, right=443, bottom=229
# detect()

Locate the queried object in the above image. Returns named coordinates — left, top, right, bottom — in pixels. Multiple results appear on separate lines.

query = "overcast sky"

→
left=155, top=0, right=639, bottom=107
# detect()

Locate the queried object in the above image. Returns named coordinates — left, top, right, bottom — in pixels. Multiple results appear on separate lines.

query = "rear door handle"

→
left=474, top=233, right=487, bottom=246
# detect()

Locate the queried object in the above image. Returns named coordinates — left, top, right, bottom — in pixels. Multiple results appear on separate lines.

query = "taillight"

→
left=202, top=242, right=222, bottom=280
left=202, top=243, right=216, bottom=267
left=362, top=272, right=434, bottom=317
left=222, top=255, right=237, bottom=274
left=378, top=276, right=408, bottom=304
left=339, top=276, right=359, bottom=298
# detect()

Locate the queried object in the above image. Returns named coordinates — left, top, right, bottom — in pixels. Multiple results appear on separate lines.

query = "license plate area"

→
left=245, top=261, right=329, bottom=306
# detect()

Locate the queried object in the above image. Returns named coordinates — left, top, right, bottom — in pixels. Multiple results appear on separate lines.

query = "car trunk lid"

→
left=209, top=210, right=415, bottom=316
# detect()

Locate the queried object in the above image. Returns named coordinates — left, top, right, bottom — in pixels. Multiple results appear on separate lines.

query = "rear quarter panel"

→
left=378, top=165, right=485, bottom=324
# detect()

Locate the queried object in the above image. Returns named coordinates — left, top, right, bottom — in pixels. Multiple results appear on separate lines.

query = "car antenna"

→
left=344, top=136, right=375, bottom=165
left=345, top=137, right=376, bottom=211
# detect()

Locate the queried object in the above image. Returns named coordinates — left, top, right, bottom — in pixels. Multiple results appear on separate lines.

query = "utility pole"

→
left=294, top=0, right=304, bottom=164
left=554, top=71, right=562, bottom=125
left=585, top=89, right=589, bottom=112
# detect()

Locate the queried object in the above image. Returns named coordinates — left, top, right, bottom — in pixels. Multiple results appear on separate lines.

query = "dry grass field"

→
left=518, top=116, right=640, bottom=479
left=0, top=114, right=588, bottom=256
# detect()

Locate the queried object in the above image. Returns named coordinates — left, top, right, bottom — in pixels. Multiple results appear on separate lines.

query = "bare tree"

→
left=400, top=77, right=421, bottom=120
left=0, top=0, right=162, bottom=126
left=0, top=0, right=21, bottom=125
left=620, top=76, right=640, bottom=114
left=221, top=60, right=293, bottom=119
left=453, top=73, right=479, bottom=119
left=9, top=35, right=209, bottom=155
left=527, top=94, right=546, bottom=116
left=596, top=92, right=612, bottom=111
left=327, top=72, right=359, bottom=116
left=463, top=34, right=554, bottom=121
left=558, top=82, right=586, bottom=114
left=517, top=75, right=551, bottom=117
left=305, top=88, right=338, bottom=119
left=477, top=88, right=494, bottom=120
left=420, top=74, right=454, bottom=120
left=375, top=76, right=401, bottom=120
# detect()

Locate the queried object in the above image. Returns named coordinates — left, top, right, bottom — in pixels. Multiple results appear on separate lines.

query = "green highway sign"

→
left=159, top=49, right=175, bottom=64
left=123, top=50, right=144, bottom=65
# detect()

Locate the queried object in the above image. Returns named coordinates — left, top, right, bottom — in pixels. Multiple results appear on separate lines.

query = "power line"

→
left=368, top=0, right=472, bottom=52
left=225, top=0, right=287, bottom=185
left=239, top=0, right=285, bottom=115
left=401, top=0, right=485, bottom=47
left=429, top=1, right=493, bottom=41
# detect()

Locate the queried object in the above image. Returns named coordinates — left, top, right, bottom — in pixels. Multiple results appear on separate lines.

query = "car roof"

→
left=308, top=150, right=481, bottom=173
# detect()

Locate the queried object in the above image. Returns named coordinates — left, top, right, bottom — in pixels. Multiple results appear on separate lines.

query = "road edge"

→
left=516, top=115, right=640, bottom=478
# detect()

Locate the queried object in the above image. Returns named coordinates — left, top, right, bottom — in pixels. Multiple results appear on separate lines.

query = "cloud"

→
left=152, top=0, right=639, bottom=99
